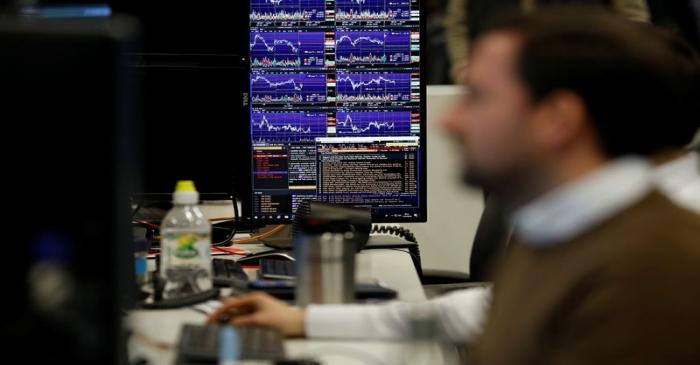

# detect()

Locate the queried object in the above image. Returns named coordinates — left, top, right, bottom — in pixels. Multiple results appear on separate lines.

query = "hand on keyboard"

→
left=207, top=292, right=306, bottom=338
left=177, top=323, right=285, bottom=361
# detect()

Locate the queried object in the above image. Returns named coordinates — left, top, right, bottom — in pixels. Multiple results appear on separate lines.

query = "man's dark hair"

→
left=482, top=7, right=700, bottom=156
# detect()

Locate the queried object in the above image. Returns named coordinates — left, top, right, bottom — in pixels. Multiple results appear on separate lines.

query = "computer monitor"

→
left=111, top=1, right=250, bottom=202
left=129, top=55, right=248, bottom=198
left=110, top=0, right=248, bottom=55
left=0, top=15, right=139, bottom=365
left=243, top=0, right=427, bottom=224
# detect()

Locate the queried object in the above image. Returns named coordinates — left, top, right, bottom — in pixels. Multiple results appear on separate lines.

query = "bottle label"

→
left=161, top=231, right=212, bottom=297
left=162, top=233, right=210, bottom=266
left=174, top=234, right=200, bottom=259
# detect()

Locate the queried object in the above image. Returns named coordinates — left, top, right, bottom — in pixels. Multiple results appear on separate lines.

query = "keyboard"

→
left=176, top=324, right=285, bottom=364
left=259, top=259, right=295, bottom=280
left=212, top=258, right=248, bottom=287
left=248, top=280, right=398, bottom=301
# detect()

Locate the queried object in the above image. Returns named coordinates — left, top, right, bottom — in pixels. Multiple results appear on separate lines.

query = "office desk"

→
left=127, top=247, right=460, bottom=365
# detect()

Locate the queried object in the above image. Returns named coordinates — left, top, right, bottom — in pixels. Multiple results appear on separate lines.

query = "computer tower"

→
left=0, top=15, right=140, bottom=365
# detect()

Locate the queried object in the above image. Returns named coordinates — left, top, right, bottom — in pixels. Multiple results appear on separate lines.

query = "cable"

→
left=133, top=217, right=285, bottom=247
left=132, top=187, right=242, bottom=247
left=367, top=225, right=423, bottom=278
left=383, top=247, right=421, bottom=261
left=211, top=222, right=237, bottom=247
left=213, top=184, right=239, bottom=246
left=209, top=217, right=237, bottom=222
left=210, top=182, right=242, bottom=247
left=132, top=219, right=160, bottom=230
left=226, top=182, right=240, bottom=244
left=212, top=246, right=250, bottom=255
left=131, top=198, right=144, bottom=219
left=210, top=219, right=242, bottom=247
left=233, top=224, right=286, bottom=244
left=231, top=183, right=240, bottom=226
left=371, top=225, right=418, bottom=243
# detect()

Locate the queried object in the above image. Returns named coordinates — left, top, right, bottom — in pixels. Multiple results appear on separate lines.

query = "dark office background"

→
left=5, top=0, right=697, bottom=85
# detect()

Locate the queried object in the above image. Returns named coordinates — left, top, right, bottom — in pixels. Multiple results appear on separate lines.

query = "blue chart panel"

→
left=335, top=30, right=411, bottom=65
left=251, top=73, right=327, bottom=104
left=336, top=0, right=411, bottom=21
left=250, top=32, right=325, bottom=69
left=336, top=72, right=411, bottom=103
left=250, top=0, right=325, bottom=22
left=252, top=112, right=327, bottom=141
left=336, top=111, right=412, bottom=136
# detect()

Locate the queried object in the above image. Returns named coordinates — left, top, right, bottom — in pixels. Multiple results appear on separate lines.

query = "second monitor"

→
left=243, top=0, right=427, bottom=223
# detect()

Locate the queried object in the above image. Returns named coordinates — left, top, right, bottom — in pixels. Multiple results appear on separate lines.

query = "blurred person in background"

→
left=444, top=0, right=650, bottom=82
left=426, top=0, right=452, bottom=84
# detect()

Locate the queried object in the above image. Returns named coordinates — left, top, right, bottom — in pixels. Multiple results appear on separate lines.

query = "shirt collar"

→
left=512, top=157, right=654, bottom=247
left=654, top=152, right=699, bottom=192
left=654, top=152, right=700, bottom=214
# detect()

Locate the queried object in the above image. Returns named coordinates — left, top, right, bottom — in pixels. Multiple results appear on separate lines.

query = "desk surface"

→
left=128, top=247, right=459, bottom=365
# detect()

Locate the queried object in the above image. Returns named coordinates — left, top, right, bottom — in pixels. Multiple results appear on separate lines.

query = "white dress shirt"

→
left=306, top=285, right=491, bottom=342
left=654, top=152, right=700, bottom=214
left=511, top=157, right=653, bottom=247
left=304, top=156, right=699, bottom=342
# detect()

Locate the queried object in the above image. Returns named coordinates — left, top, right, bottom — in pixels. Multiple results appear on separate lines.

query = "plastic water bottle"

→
left=160, top=180, right=212, bottom=298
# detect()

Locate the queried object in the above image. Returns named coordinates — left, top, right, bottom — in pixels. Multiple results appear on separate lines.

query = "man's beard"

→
left=460, top=157, right=496, bottom=190
left=461, top=165, right=488, bottom=189
left=460, top=157, right=531, bottom=203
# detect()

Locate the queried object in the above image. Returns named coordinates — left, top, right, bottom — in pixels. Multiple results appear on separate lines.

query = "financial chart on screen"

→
left=248, top=0, right=424, bottom=222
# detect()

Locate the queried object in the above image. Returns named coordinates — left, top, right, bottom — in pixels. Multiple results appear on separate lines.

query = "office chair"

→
left=691, top=128, right=700, bottom=151
left=420, top=195, right=510, bottom=288
left=646, top=0, right=700, bottom=49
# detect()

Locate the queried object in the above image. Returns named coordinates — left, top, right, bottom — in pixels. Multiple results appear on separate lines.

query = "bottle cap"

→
left=173, top=180, right=199, bottom=205
left=175, top=180, right=196, bottom=192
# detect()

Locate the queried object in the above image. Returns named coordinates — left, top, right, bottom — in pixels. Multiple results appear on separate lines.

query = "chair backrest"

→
left=469, top=195, right=511, bottom=281
left=647, top=0, right=700, bottom=49
left=691, top=128, right=700, bottom=151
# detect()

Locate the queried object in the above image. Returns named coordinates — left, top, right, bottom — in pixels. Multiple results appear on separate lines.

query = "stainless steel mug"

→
left=295, top=231, right=356, bottom=306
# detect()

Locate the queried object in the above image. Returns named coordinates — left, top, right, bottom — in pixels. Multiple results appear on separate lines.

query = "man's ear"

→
left=532, top=90, right=590, bottom=150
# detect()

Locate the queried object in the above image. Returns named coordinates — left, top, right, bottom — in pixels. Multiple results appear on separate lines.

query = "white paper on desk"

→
left=192, top=300, right=222, bottom=315
left=355, top=256, right=375, bottom=283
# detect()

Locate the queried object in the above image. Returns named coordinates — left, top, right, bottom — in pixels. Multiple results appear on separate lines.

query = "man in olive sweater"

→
left=448, top=8, right=700, bottom=364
